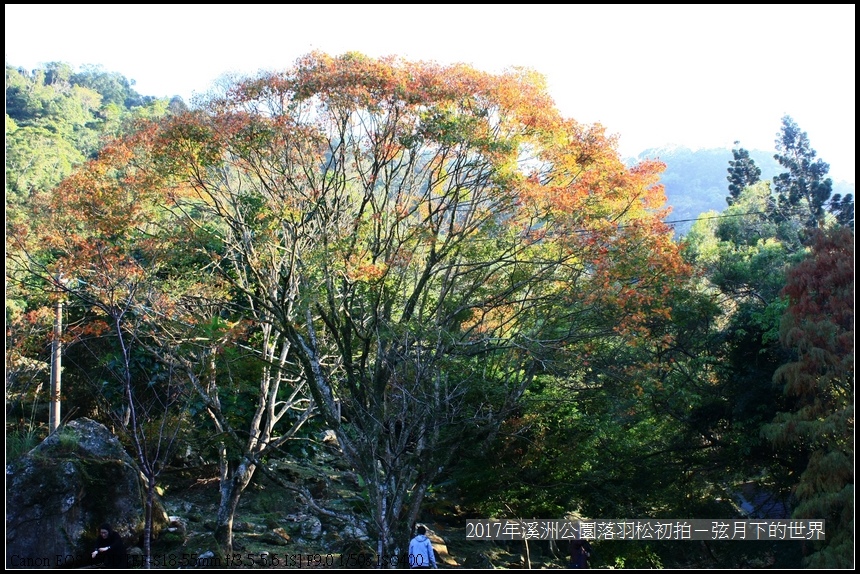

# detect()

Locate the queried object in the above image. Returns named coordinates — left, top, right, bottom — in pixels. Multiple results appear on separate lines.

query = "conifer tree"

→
left=726, top=141, right=761, bottom=205
left=764, top=227, right=854, bottom=568
left=772, top=115, right=833, bottom=228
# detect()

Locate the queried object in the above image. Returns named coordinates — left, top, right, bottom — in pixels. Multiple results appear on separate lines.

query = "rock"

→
left=341, top=521, right=370, bottom=541
left=5, top=418, right=167, bottom=569
left=260, top=530, right=290, bottom=546
left=300, top=516, right=323, bottom=539
left=232, top=520, right=253, bottom=532
left=425, top=526, right=460, bottom=567
left=320, top=429, right=339, bottom=446
left=464, top=551, right=493, bottom=568
left=272, top=527, right=291, bottom=543
left=196, top=550, right=216, bottom=567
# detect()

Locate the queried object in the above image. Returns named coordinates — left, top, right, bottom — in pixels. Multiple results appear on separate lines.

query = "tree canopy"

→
left=15, top=51, right=687, bottom=558
left=6, top=55, right=853, bottom=569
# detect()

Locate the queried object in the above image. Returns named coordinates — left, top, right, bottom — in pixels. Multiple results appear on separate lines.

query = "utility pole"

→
left=48, top=297, right=63, bottom=433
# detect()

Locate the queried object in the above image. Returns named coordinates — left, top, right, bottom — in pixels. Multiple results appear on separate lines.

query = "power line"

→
left=661, top=210, right=769, bottom=227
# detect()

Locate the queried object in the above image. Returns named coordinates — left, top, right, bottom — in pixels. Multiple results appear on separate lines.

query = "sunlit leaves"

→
left=19, top=51, right=695, bottom=559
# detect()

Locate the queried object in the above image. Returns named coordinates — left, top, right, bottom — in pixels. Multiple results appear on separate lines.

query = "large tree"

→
left=772, top=115, right=852, bottom=229
left=674, top=184, right=804, bottom=518
left=11, top=124, right=319, bottom=557
left=726, top=141, right=761, bottom=205
left=764, top=227, right=854, bottom=568
left=5, top=62, right=173, bottom=427
left=24, top=52, right=686, bottom=560
left=8, top=136, right=192, bottom=567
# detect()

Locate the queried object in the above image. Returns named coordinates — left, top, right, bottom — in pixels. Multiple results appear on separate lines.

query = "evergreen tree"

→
left=772, top=115, right=833, bottom=228
left=726, top=141, right=761, bottom=205
left=763, top=227, right=854, bottom=568
left=828, top=193, right=854, bottom=228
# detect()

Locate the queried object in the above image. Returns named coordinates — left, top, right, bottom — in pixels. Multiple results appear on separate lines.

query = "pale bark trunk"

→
left=214, top=459, right=255, bottom=554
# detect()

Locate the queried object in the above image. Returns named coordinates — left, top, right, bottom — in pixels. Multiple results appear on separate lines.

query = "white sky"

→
left=5, top=4, right=856, bottom=182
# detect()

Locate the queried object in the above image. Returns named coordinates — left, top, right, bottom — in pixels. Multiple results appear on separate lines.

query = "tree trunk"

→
left=524, top=538, right=531, bottom=569
left=48, top=299, right=62, bottom=433
left=214, top=459, right=256, bottom=555
left=144, top=478, right=154, bottom=569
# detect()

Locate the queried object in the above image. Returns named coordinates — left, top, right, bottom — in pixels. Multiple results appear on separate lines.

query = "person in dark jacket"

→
left=91, top=523, right=127, bottom=568
left=568, top=537, right=592, bottom=568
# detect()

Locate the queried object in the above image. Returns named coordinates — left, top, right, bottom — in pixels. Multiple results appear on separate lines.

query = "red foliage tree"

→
left=766, top=227, right=854, bottom=567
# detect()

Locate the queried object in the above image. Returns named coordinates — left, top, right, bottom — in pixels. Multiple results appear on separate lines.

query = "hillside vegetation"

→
left=6, top=58, right=853, bottom=569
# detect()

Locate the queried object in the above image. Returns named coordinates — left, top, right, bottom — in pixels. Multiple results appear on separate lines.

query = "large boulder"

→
left=5, top=418, right=166, bottom=568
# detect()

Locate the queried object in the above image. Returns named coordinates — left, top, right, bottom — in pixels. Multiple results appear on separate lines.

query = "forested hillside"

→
left=6, top=57, right=854, bottom=569
left=632, top=146, right=855, bottom=236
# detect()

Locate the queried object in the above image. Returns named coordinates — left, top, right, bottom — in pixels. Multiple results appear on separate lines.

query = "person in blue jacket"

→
left=408, top=525, right=438, bottom=569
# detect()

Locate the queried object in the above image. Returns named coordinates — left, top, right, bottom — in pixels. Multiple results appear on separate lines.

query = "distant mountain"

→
left=630, top=147, right=855, bottom=237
